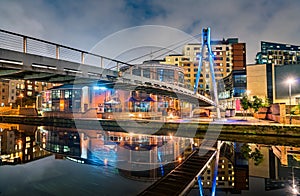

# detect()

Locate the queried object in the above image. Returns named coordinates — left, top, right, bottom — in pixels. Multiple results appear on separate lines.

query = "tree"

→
left=250, top=148, right=264, bottom=166
left=251, top=96, right=263, bottom=115
left=291, top=104, right=300, bottom=115
left=240, top=96, right=251, bottom=119
left=241, top=144, right=264, bottom=166
left=240, top=144, right=251, bottom=159
left=262, top=96, right=270, bottom=107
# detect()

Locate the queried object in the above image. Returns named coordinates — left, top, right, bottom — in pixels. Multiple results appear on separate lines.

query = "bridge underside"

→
left=0, top=48, right=214, bottom=106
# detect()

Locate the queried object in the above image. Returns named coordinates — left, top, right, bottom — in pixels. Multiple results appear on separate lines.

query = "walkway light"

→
left=287, top=78, right=295, bottom=124
left=19, top=93, right=24, bottom=108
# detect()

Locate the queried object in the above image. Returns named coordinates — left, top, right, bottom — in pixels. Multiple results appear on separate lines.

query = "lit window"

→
left=28, top=85, right=32, bottom=90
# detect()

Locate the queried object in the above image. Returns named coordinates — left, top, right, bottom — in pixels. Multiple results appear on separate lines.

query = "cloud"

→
left=0, top=0, right=299, bottom=64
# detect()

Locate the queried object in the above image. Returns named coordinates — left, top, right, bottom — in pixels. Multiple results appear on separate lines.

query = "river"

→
left=0, top=123, right=299, bottom=196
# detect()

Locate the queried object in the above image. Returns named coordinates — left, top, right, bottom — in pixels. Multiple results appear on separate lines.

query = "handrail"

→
left=0, top=29, right=133, bottom=67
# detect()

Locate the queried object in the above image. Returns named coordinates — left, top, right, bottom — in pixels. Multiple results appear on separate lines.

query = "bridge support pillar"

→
left=194, top=28, right=221, bottom=119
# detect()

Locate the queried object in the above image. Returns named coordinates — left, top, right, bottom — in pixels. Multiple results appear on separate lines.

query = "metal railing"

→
left=0, top=29, right=131, bottom=70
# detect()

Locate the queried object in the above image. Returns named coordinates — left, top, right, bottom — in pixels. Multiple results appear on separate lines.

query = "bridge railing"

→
left=0, top=29, right=130, bottom=70
left=118, top=73, right=215, bottom=106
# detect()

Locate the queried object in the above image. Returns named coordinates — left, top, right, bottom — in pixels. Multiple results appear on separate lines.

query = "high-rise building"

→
left=256, top=41, right=300, bottom=65
left=162, top=38, right=246, bottom=95
left=247, top=63, right=300, bottom=105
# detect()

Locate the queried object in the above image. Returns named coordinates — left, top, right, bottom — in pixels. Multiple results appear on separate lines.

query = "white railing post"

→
left=23, top=37, right=27, bottom=53
left=81, top=52, right=85, bottom=64
left=56, top=45, right=60, bottom=59
left=100, top=57, right=103, bottom=68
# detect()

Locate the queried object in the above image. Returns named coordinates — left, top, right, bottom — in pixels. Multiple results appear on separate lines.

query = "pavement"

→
left=169, top=116, right=299, bottom=126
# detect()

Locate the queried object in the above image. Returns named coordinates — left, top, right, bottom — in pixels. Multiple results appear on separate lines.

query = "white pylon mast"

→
left=194, top=27, right=221, bottom=119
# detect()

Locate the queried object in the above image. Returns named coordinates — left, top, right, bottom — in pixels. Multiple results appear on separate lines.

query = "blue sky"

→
left=0, top=0, right=300, bottom=64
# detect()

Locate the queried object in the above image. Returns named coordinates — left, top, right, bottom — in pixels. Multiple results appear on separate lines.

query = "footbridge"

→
left=0, top=29, right=215, bottom=106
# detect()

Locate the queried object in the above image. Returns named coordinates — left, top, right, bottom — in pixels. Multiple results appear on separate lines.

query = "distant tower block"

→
left=194, top=28, right=220, bottom=119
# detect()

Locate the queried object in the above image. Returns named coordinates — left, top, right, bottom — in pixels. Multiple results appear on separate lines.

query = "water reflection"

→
left=36, top=126, right=193, bottom=180
left=0, top=124, right=51, bottom=165
left=1, top=123, right=300, bottom=195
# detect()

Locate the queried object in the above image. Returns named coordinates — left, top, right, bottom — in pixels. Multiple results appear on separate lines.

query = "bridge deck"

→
left=138, top=148, right=216, bottom=196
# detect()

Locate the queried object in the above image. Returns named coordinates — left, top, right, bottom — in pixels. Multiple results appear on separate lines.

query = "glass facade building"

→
left=256, top=41, right=300, bottom=65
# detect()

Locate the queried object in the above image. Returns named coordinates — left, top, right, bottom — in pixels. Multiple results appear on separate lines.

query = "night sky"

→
left=0, top=0, right=300, bottom=64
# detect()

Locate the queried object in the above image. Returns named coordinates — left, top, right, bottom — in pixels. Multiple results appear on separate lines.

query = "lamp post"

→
left=292, top=166, right=298, bottom=195
left=19, top=93, right=24, bottom=108
left=287, top=78, right=295, bottom=125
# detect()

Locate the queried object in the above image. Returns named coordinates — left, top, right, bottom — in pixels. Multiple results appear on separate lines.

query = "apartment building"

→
left=161, top=38, right=246, bottom=95
left=256, top=41, right=300, bottom=65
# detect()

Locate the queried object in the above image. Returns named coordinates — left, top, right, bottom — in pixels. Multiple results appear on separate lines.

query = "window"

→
left=132, top=68, right=141, bottom=76
left=52, top=90, right=60, bottom=99
left=28, top=85, right=33, bottom=90
left=73, top=90, right=81, bottom=98
left=296, top=97, right=300, bottom=104
left=143, top=68, right=150, bottom=78
left=234, top=75, right=246, bottom=84
left=27, top=91, right=32, bottom=96
left=64, top=90, right=72, bottom=99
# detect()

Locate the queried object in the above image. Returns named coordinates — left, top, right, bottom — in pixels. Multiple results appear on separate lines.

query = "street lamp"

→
left=287, top=78, right=295, bottom=124
left=292, top=166, right=299, bottom=195
left=19, top=93, right=24, bottom=108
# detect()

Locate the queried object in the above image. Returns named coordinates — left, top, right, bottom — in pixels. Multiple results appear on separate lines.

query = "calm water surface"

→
left=0, top=123, right=299, bottom=196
